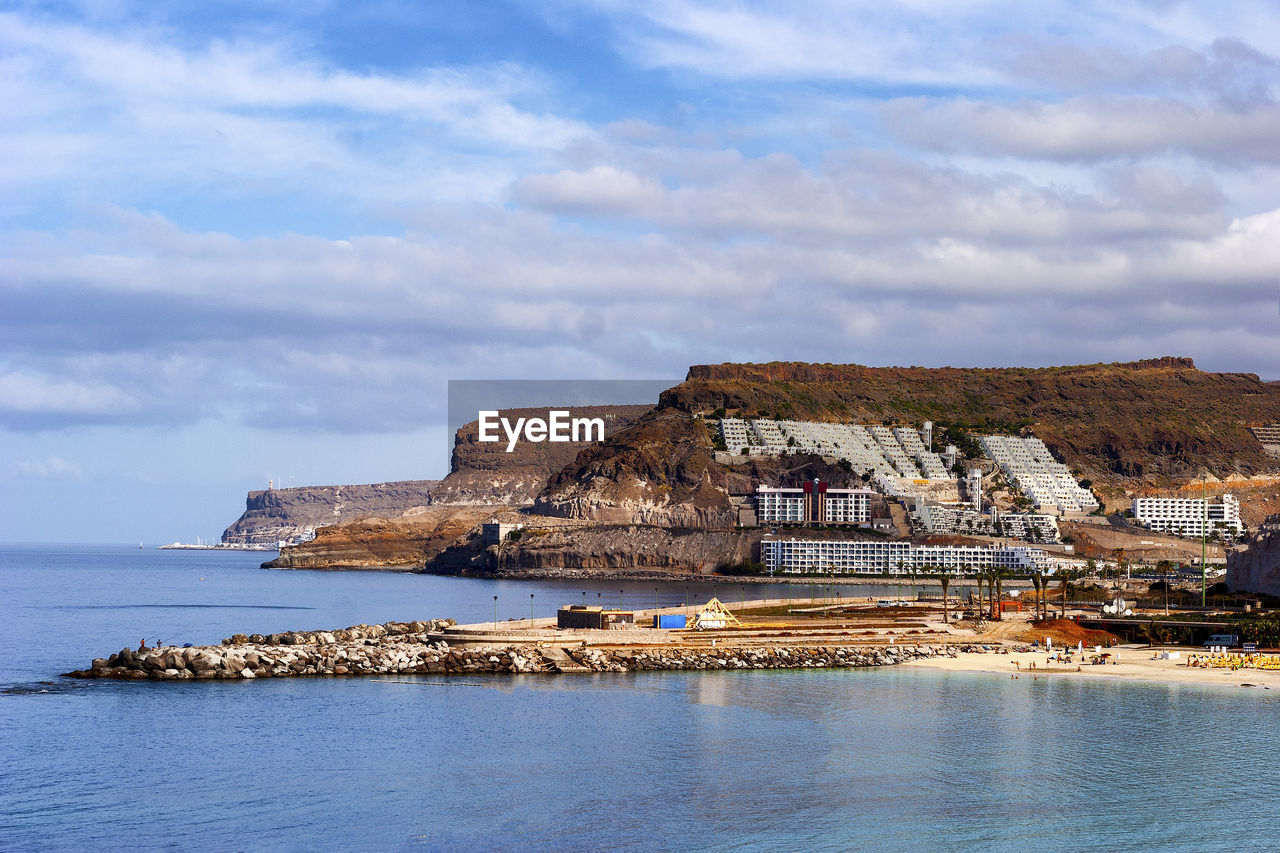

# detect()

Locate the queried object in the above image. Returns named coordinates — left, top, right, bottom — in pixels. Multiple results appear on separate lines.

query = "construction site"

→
left=430, top=592, right=1120, bottom=658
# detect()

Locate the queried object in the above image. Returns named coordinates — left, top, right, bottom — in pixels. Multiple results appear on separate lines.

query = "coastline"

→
left=902, top=648, right=1280, bottom=689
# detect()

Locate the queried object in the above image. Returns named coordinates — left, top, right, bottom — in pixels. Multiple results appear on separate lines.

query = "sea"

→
left=2, top=544, right=1276, bottom=852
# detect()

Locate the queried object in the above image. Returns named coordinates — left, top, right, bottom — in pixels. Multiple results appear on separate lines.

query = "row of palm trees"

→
left=890, top=561, right=1083, bottom=623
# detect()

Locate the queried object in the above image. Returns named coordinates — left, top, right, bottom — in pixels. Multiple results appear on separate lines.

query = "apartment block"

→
left=760, top=538, right=1051, bottom=574
left=1131, top=494, right=1243, bottom=539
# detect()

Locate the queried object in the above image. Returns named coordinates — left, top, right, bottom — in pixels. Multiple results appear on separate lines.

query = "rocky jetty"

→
left=63, top=619, right=966, bottom=680
left=564, top=643, right=955, bottom=671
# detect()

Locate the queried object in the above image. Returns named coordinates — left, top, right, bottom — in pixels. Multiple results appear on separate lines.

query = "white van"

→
left=1203, top=634, right=1239, bottom=648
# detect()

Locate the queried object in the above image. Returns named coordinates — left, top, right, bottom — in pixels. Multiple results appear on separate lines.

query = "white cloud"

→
left=881, top=95, right=1280, bottom=164
left=0, top=12, right=592, bottom=208
left=513, top=166, right=666, bottom=215
left=0, top=371, right=138, bottom=416
left=15, top=455, right=83, bottom=480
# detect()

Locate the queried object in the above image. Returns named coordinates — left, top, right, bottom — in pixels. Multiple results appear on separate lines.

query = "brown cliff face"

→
left=533, top=408, right=734, bottom=528
left=1227, top=515, right=1280, bottom=596
left=430, top=405, right=651, bottom=505
left=222, top=481, right=440, bottom=547
left=485, top=525, right=766, bottom=573
left=262, top=507, right=498, bottom=569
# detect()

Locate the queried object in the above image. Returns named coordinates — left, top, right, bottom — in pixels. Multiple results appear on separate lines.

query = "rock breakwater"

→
left=64, top=620, right=979, bottom=681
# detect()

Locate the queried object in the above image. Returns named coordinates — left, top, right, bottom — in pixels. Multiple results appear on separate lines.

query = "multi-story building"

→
left=755, top=482, right=873, bottom=526
left=760, top=538, right=1051, bottom=575
left=715, top=417, right=952, bottom=482
left=979, top=435, right=1098, bottom=512
left=1131, top=494, right=1243, bottom=539
left=911, top=502, right=1059, bottom=542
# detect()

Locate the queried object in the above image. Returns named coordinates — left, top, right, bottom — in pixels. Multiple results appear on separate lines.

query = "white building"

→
left=979, top=435, right=1098, bottom=512
left=755, top=483, right=873, bottom=525
left=716, top=417, right=952, bottom=483
left=760, top=538, right=1051, bottom=575
left=911, top=502, right=1059, bottom=542
left=1131, top=494, right=1243, bottom=539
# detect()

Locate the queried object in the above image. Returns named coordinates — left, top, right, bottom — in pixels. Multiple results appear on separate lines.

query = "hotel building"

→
left=1131, top=494, right=1243, bottom=539
left=755, top=481, right=874, bottom=526
left=760, top=538, right=1051, bottom=575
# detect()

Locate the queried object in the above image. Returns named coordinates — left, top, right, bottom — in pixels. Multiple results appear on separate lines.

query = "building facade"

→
left=911, top=501, right=1059, bottom=542
left=760, top=538, right=1051, bottom=575
left=755, top=482, right=874, bottom=526
left=1131, top=494, right=1243, bottom=539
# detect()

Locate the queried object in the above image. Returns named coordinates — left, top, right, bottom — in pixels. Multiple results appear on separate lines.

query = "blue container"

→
left=653, top=614, right=687, bottom=629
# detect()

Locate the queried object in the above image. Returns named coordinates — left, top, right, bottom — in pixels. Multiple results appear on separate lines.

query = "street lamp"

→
left=530, top=593, right=535, bottom=622
left=493, top=595, right=498, bottom=631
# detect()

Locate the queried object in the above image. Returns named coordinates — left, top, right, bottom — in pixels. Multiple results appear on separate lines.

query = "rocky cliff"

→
left=429, top=405, right=650, bottom=505
left=222, top=481, right=440, bottom=547
left=533, top=408, right=734, bottom=527
left=479, top=524, right=766, bottom=573
left=224, top=404, right=650, bottom=546
left=263, top=507, right=499, bottom=570
left=1227, top=515, right=1280, bottom=596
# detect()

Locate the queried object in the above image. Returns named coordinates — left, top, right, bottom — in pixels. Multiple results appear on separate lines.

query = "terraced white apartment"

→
left=717, top=417, right=950, bottom=483
left=978, top=435, right=1098, bottom=512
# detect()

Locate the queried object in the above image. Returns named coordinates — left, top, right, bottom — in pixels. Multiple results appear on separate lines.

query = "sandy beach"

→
left=903, top=647, right=1280, bottom=690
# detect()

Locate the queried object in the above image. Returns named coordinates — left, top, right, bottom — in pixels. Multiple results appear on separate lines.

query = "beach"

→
left=903, top=647, right=1280, bottom=689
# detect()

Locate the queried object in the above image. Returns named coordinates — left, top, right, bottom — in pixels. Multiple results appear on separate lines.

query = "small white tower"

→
left=968, top=468, right=982, bottom=512
left=944, top=444, right=958, bottom=469
left=922, top=421, right=933, bottom=452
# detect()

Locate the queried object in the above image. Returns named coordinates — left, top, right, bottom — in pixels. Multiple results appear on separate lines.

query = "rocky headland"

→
left=244, top=358, right=1280, bottom=573
left=222, top=480, right=441, bottom=547
left=223, top=404, right=650, bottom=548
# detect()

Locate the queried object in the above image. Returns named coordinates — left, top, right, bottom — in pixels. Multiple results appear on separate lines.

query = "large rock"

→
left=1227, top=514, right=1280, bottom=596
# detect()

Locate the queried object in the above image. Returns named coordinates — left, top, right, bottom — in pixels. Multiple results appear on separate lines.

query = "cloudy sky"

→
left=3, top=1, right=1278, bottom=542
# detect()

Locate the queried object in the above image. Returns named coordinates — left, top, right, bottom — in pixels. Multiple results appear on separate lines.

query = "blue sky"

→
left=3, top=1, right=1279, bottom=542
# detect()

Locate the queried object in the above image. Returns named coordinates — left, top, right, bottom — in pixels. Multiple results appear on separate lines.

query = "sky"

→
left=3, top=0, right=1279, bottom=543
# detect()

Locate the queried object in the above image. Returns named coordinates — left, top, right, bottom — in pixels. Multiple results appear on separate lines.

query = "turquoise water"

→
left=2, top=545, right=1277, bottom=851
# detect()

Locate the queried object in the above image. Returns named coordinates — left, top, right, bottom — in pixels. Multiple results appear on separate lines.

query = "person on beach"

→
left=139, top=638, right=146, bottom=650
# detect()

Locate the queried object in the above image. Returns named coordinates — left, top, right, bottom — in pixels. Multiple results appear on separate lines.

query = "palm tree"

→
left=1058, top=566, right=1079, bottom=619
left=991, top=568, right=1011, bottom=619
left=936, top=569, right=952, bottom=626
left=1155, top=559, right=1173, bottom=615
left=1030, top=571, right=1044, bottom=622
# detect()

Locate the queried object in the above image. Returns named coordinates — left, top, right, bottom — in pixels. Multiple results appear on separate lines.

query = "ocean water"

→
left=2, top=545, right=1277, bottom=852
